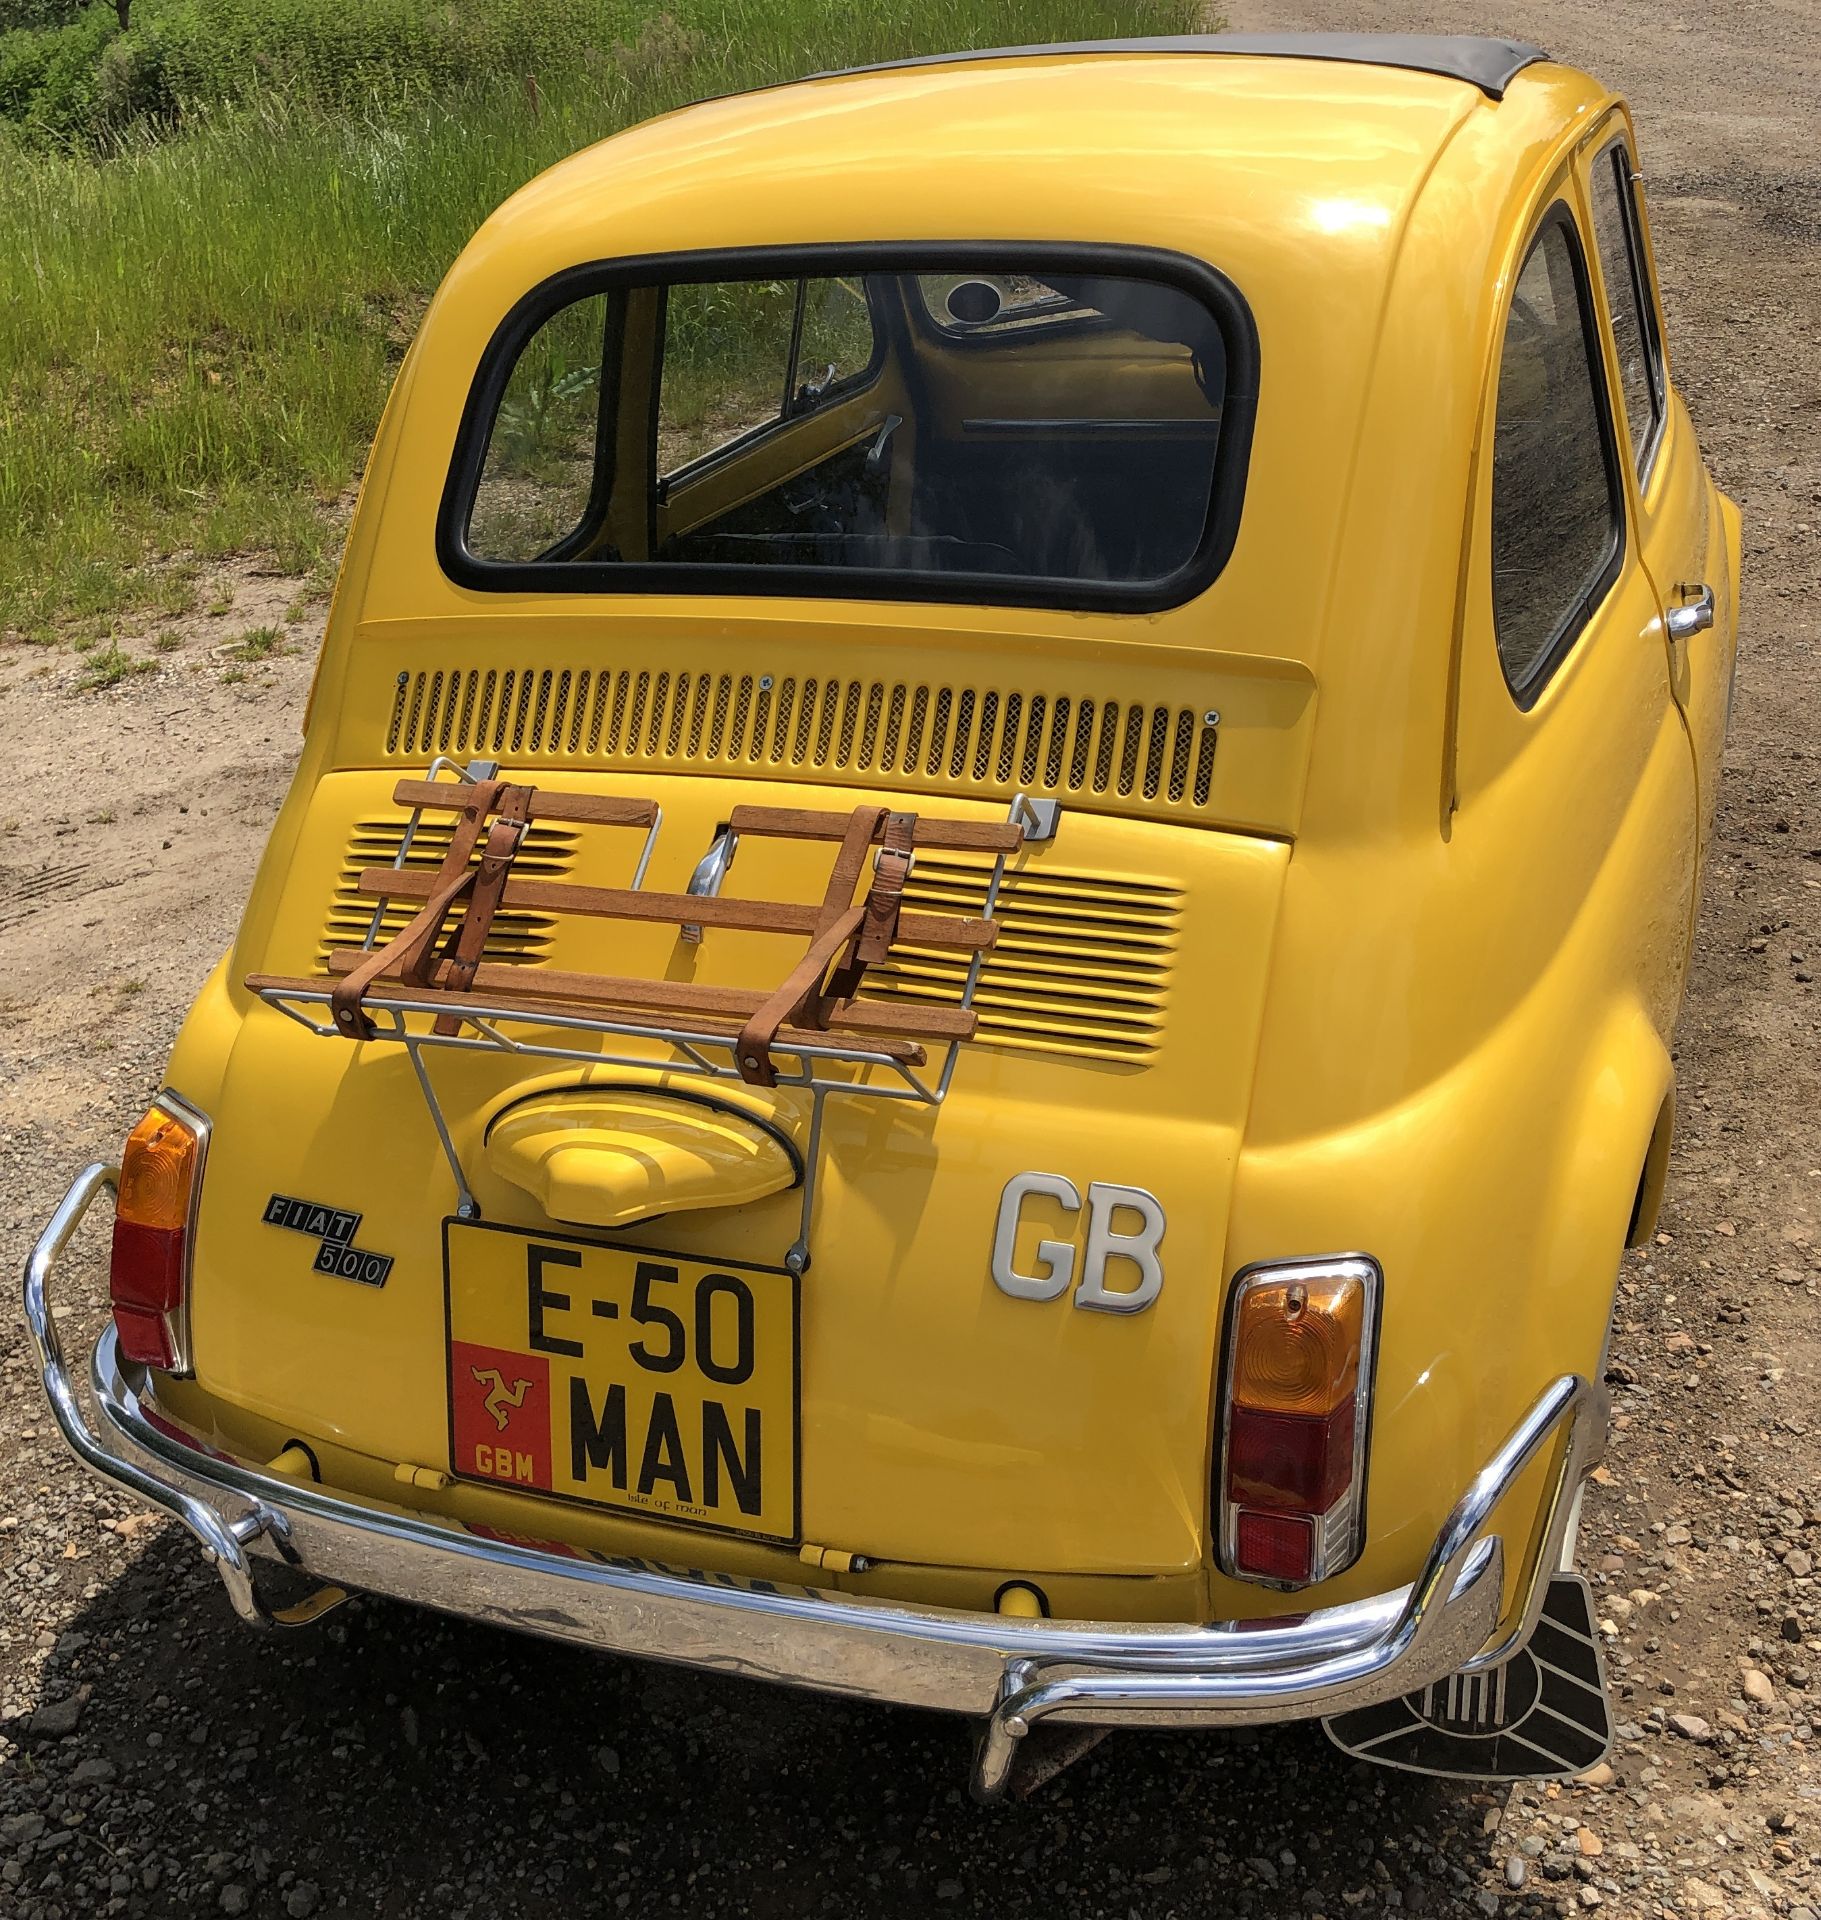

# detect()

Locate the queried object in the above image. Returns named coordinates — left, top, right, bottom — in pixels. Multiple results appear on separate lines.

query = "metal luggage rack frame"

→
left=248, top=759, right=1057, bottom=1272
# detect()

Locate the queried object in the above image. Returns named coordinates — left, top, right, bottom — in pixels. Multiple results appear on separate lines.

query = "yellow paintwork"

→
left=143, top=46, right=1738, bottom=1636
left=483, top=1089, right=799, bottom=1229
left=264, top=1444, right=318, bottom=1482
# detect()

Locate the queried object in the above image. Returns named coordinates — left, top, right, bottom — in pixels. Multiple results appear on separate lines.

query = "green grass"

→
left=75, top=638, right=157, bottom=688
left=224, top=623, right=282, bottom=659
left=0, top=0, right=1195, bottom=642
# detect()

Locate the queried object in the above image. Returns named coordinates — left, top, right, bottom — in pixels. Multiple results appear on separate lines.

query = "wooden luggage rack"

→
left=247, top=761, right=1035, bottom=1266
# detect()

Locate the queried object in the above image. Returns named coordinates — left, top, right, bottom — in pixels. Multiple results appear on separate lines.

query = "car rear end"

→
left=25, top=44, right=1614, bottom=1795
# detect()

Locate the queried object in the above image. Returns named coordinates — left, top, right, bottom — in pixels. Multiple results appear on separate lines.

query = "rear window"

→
left=440, top=248, right=1257, bottom=613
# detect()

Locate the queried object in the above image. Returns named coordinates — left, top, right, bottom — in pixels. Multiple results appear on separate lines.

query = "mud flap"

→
left=1322, top=1573, right=1612, bottom=1779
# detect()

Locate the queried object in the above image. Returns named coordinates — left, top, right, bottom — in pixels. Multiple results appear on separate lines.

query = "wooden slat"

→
left=390, top=781, right=658, bottom=829
left=315, top=789, right=1019, bottom=1072
left=727, top=804, right=1024, bottom=854
left=388, top=783, right=1015, bottom=849
left=354, top=867, right=998, bottom=953
left=249, top=967, right=960, bottom=1059
left=300, top=953, right=977, bottom=1043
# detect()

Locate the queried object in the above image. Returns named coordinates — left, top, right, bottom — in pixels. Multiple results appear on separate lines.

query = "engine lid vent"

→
left=385, top=666, right=1218, bottom=819
left=859, top=853, right=1178, bottom=1064
left=317, top=815, right=579, bottom=970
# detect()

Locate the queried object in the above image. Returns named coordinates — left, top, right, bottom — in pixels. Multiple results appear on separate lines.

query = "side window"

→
left=467, top=291, right=610, bottom=564
left=1588, top=140, right=1665, bottom=481
left=1490, top=210, right=1625, bottom=702
left=659, top=279, right=796, bottom=474
left=658, top=276, right=878, bottom=476
left=792, top=276, right=878, bottom=410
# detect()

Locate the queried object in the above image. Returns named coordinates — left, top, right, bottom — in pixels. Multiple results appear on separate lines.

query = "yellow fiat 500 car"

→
left=27, top=32, right=1739, bottom=1795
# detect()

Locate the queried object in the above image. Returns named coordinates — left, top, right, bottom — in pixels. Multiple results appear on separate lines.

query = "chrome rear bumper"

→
left=25, top=1163, right=1604, bottom=1798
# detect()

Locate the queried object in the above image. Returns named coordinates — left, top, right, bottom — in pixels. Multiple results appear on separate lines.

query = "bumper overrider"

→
left=25, top=1164, right=1606, bottom=1798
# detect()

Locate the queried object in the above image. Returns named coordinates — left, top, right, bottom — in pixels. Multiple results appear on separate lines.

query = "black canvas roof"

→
left=811, top=33, right=1549, bottom=102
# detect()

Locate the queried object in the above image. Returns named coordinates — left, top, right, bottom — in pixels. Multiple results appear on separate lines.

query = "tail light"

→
left=110, top=1094, right=208, bottom=1373
left=1217, top=1255, right=1379, bottom=1589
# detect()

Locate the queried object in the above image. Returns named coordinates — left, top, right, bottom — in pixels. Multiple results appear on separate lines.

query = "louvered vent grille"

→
left=859, top=854, right=1178, bottom=1064
left=385, top=668, right=1218, bottom=812
left=317, top=816, right=579, bottom=970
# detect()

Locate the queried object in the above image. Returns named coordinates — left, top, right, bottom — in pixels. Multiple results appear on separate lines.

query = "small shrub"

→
left=77, top=640, right=155, bottom=688
left=0, top=2, right=87, bottom=28
left=5, top=5, right=112, bottom=143
left=94, top=19, right=174, bottom=135
left=225, top=623, right=281, bottom=659
left=0, top=27, right=58, bottom=119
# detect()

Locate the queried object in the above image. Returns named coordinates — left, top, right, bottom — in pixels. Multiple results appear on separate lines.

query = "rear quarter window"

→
left=1489, top=209, right=1626, bottom=703
left=1587, top=139, right=1666, bottom=483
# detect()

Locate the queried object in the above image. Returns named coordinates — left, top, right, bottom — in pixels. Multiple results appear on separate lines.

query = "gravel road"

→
left=4, top=2, right=1820, bottom=1914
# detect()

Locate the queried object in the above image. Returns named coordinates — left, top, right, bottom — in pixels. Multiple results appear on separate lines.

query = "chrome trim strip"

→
left=25, top=1165, right=1603, bottom=1798
left=977, top=1370, right=1598, bottom=1794
left=21, top=1164, right=281, bottom=1629
left=799, top=33, right=1550, bottom=103
left=153, top=1087, right=212, bottom=1378
left=1462, top=1368, right=1608, bottom=1672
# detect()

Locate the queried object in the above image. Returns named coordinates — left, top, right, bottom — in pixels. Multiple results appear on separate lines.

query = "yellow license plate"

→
left=443, top=1221, right=800, bottom=1544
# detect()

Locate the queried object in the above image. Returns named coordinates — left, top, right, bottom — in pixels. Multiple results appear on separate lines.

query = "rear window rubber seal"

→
left=435, top=240, right=1260, bottom=617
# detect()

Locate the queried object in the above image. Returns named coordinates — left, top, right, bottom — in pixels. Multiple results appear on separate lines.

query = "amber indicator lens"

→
left=116, top=1107, right=197, bottom=1232
left=1230, top=1276, right=1364, bottom=1416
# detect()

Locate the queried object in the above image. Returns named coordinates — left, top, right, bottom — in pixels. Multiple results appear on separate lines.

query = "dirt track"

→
left=3, top=3, right=1820, bottom=1915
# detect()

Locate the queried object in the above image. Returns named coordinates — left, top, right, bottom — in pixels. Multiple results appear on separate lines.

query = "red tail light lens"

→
left=109, top=1099, right=206, bottom=1373
left=1233, top=1510, right=1315, bottom=1586
left=109, top=1223, right=185, bottom=1367
left=1218, top=1257, right=1379, bottom=1589
left=1226, top=1400, right=1357, bottom=1513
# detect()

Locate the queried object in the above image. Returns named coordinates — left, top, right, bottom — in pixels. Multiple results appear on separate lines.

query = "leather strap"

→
left=848, top=809, right=917, bottom=968
left=329, top=864, right=478, bottom=1040
left=733, top=805, right=886, bottom=1086
left=818, top=804, right=889, bottom=916
left=432, top=783, right=534, bottom=1036
left=328, top=777, right=513, bottom=1042
left=733, top=904, right=868, bottom=1087
left=397, top=780, right=502, bottom=985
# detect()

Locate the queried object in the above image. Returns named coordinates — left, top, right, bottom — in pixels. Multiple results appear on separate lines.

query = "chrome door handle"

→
left=866, top=413, right=904, bottom=473
left=681, top=827, right=738, bottom=944
left=1666, top=584, right=1715, bottom=641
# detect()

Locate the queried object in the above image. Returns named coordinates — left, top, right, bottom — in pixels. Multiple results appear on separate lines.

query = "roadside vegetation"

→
left=0, top=0, right=1194, bottom=647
